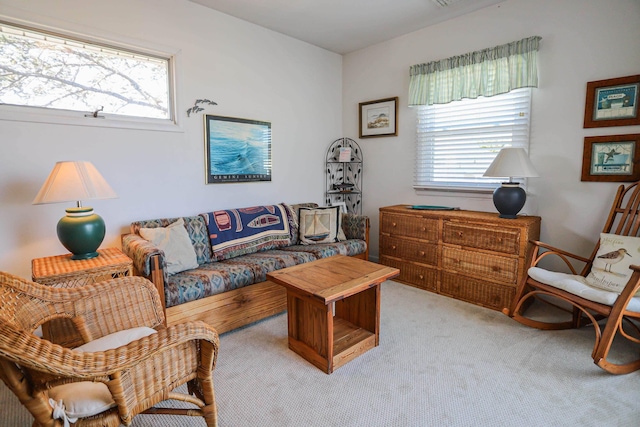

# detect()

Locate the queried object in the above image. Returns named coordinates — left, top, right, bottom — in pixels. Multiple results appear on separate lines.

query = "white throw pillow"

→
left=585, top=233, right=640, bottom=294
left=299, top=206, right=346, bottom=245
left=140, top=218, right=199, bottom=274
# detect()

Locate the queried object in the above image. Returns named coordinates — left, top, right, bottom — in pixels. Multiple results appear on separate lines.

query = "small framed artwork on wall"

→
left=359, top=97, right=398, bottom=138
left=204, top=115, right=272, bottom=184
left=581, top=134, right=640, bottom=182
left=584, top=75, right=640, bottom=128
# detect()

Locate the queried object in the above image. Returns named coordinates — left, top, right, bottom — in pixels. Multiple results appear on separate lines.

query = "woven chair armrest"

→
left=530, top=240, right=591, bottom=266
left=342, top=213, right=370, bottom=241
left=0, top=321, right=219, bottom=379
left=122, top=233, right=166, bottom=277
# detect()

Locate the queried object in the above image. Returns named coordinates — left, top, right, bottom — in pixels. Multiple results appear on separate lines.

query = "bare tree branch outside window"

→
left=0, top=22, right=171, bottom=120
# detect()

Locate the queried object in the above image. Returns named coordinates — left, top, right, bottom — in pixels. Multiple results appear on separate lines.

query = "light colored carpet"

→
left=2, top=280, right=639, bottom=426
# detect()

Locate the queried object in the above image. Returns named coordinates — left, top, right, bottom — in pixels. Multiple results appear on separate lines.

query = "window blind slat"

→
left=414, top=88, right=532, bottom=190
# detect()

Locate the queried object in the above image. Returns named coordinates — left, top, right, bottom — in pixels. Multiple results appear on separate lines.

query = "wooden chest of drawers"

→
left=379, top=205, right=541, bottom=311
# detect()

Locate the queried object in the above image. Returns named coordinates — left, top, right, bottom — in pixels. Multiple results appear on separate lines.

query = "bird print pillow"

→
left=585, top=233, right=640, bottom=294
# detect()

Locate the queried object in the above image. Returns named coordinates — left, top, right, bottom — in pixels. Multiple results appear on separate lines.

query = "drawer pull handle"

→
left=492, top=266, right=500, bottom=272
left=419, top=275, right=424, bottom=280
left=419, top=251, right=425, bottom=256
left=391, top=245, right=397, bottom=250
left=392, top=222, right=397, bottom=227
left=421, top=227, right=426, bottom=231
left=457, top=232, right=463, bottom=237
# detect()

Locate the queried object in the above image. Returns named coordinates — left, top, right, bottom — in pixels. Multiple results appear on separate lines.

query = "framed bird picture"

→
left=581, top=134, right=640, bottom=182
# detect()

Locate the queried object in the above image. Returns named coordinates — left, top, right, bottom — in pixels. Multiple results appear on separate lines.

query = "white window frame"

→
left=414, top=88, right=532, bottom=194
left=0, top=17, right=181, bottom=133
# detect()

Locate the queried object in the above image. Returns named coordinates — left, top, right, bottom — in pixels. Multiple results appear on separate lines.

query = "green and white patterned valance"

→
left=408, top=36, right=541, bottom=106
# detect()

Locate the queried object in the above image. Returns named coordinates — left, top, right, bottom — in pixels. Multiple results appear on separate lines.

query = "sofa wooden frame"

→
left=142, top=222, right=369, bottom=334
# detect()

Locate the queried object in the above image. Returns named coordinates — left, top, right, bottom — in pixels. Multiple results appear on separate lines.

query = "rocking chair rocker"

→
left=504, top=181, right=640, bottom=374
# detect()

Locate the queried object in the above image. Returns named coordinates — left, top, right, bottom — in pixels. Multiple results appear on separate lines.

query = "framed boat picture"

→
left=204, top=115, right=272, bottom=183
left=584, top=75, right=640, bottom=128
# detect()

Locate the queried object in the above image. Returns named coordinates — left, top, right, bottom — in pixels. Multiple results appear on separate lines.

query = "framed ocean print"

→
left=359, top=97, right=398, bottom=138
left=581, top=134, right=640, bottom=182
left=584, top=75, right=640, bottom=128
left=204, top=115, right=272, bottom=184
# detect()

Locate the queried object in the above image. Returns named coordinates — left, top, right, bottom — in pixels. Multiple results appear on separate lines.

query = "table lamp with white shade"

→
left=483, top=147, right=539, bottom=219
left=33, top=161, right=118, bottom=260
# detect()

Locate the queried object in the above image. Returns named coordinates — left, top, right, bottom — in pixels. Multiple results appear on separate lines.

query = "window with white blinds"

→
left=414, top=88, right=532, bottom=191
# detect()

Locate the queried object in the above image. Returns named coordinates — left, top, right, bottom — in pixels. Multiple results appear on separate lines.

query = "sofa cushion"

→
left=225, top=250, right=318, bottom=282
left=299, top=206, right=345, bottom=244
left=282, top=240, right=367, bottom=259
left=201, top=204, right=294, bottom=261
left=140, top=218, right=199, bottom=274
left=164, top=249, right=317, bottom=307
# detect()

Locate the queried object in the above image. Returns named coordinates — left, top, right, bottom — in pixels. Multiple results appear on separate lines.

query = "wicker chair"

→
left=0, top=272, right=219, bottom=426
left=504, top=181, right=640, bottom=374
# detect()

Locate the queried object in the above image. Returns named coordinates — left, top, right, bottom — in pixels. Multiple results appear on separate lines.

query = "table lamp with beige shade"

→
left=33, top=161, right=117, bottom=260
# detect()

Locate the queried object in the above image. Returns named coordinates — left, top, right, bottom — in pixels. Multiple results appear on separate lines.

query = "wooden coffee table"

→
left=267, top=255, right=399, bottom=374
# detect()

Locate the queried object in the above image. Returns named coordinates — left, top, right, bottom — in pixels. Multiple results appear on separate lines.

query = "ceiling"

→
left=188, top=0, right=506, bottom=54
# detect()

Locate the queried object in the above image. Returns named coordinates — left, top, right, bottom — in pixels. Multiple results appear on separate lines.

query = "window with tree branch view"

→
left=0, top=21, right=173, bottom=122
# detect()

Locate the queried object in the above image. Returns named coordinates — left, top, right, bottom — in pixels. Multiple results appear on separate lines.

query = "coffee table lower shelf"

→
left=288, top=317, right=377, bottom=373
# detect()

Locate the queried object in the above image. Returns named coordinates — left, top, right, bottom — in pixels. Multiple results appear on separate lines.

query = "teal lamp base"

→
left=57, top=207, right=106, bottom=260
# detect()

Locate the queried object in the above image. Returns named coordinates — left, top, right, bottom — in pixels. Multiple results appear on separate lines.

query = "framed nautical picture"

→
left=581, top=134, right=640, bottom=182
left=359, top=97, right=398, bottom=138
left=204, top=115, right=272, bottom=184
left=584, top=75, right=640, bottom=128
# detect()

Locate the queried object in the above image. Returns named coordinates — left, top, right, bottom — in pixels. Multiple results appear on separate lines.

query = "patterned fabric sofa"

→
left=122, top=203, right=369, bottom=333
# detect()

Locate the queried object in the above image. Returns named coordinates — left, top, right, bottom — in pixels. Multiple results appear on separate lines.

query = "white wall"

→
left=343, top=0, right=640, bottom=262
left=0, top=0, right=343, bottom=278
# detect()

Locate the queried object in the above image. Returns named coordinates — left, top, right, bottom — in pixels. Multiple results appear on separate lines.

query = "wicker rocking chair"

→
left=504, top=181, right=640, bottom=374
left=0, top=272, right=220, bottom=426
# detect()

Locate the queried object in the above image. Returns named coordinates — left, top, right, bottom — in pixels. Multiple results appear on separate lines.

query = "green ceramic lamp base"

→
left=57, top=207, right=105, bottom=260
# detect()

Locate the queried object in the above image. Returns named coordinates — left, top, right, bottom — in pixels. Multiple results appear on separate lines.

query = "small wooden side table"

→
left=32, top=247, right=133, bottom=347
left=267, top=255, right=399, bottom=374
left=32, top=247, right=133, bottom=288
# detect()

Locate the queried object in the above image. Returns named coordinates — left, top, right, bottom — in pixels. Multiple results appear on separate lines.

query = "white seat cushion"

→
left=49, top=381, right=115, bottom=420
left=528, top=266, right=640, bottom=312
left=48, top=327, right=158, bottom=423
left=74, top=326, right=157, bottom=352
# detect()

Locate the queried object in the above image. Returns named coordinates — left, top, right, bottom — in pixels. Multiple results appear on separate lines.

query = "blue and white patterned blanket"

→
left=201, top=204, right=293, bottom=261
